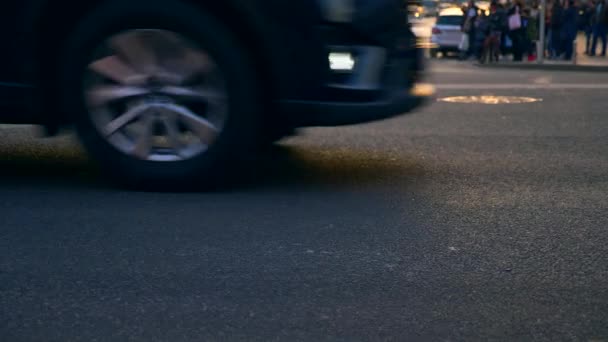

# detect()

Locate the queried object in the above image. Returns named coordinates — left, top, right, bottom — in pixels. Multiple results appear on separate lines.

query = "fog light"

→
left=328, top=52, right=355, bottom=71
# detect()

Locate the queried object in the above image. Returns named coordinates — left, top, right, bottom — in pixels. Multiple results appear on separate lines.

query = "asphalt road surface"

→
left=2, top=61, right=608, bottom=341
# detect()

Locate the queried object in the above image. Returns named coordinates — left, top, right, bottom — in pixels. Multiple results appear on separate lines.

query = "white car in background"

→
left=430, top=7, right=464, bottom=57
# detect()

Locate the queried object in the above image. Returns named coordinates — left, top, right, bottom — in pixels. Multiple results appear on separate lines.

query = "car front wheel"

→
left=60, top=1, right=261, bottom=189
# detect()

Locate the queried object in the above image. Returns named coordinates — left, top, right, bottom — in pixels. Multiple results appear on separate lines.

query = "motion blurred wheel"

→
left=60, top=1, right=261, bottom=189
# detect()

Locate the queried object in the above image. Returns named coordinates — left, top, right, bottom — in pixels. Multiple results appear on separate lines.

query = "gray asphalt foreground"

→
left=1, top=61, right=608, bottom=341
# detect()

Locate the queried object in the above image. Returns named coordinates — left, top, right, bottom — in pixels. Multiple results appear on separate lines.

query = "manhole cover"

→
left=438, top=95, right=542, bottom=104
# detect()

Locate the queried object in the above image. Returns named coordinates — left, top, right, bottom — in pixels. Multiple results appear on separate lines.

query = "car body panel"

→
left=0, top=1, right=33, bottom=83
left=431, top=23, right=463, bottom=49
left=0, top=0, right=430, bottom=127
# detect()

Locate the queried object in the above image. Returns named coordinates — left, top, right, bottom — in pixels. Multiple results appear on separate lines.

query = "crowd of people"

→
left=459, top=0, right=608, bottom=62
left=582, top=0, right=608, bottom=56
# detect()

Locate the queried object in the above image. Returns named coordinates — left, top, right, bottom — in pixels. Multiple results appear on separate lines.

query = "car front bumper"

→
left=281, top=82, right=433, bottom=127
left=278, top=1, right=433, bottom=127
left=281, top=43, right=434, bottom=127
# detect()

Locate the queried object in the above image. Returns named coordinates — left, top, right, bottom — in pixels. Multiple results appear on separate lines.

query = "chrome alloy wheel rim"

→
left=83, top=29, right=228, bottom=162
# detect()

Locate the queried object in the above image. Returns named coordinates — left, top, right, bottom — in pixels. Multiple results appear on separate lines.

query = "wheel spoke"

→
left=160, top=111, right=184, bottom=154
left=89, top=55, right=146, bottom=85
left=130, top=114, right=156, bottom=159
left=159, top=85, right=225, bottom=102
left=163, top=50, right=213, bottom=83
left=164, top=104, right=218, bottom=145
left=183, top=50, right=212, bottom=72
left=110, top=31, right=159, bottom=75
left=87, top=85, right=149, bottom=106
left=104, top=104, right=151, bottom=137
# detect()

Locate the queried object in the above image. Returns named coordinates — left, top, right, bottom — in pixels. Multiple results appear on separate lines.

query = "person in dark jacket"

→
left=484, top=2, right=504, bottom=62
left=474, top=11, right=490, bottom=60
left=494, top=2, right=510, bottom=55
left=561, top=0, right=579, bottom=60
left=590, top=0, right=608, bottom=56
left=550, top=0, right=565, bottom=58
left=583, top=1, right=596, bottom=55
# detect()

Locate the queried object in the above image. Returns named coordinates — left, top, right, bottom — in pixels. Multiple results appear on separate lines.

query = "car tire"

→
left=59, top=0, right=262, bottom=190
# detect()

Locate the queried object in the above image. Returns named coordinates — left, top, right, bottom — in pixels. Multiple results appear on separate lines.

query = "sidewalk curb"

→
left=474, top=62, right=608, bottom=72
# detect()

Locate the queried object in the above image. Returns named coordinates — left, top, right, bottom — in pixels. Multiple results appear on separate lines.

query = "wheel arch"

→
left=23, top=0, right=283, bottom=125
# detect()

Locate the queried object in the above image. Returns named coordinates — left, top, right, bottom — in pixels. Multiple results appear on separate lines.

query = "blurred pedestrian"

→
left=495, top=2, right=510, bottom=56
left=590, top=0, right=608, bottom=56
left=474, top=11, right=490, bottom=60
left=524, top=6, right=540, bottom=61
left=508, top=0, right=526, bottom=61
left=545, top=0, right=553, bottom=57
left=483, top=2, right=505, bottom=62
left=550, top=0, right=565, bottom=58
left=583, top=1, right=596, bottom=55
left=462, top=0, right=480, bottom=59
left=561, top=0, right=579, bottom=60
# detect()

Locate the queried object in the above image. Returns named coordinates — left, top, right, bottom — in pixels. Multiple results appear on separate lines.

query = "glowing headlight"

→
left=329, top=52, right=355, bottom=71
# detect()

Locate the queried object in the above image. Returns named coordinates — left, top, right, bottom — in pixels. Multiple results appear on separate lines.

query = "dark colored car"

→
left=1, top=0, right=431, bottom=188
